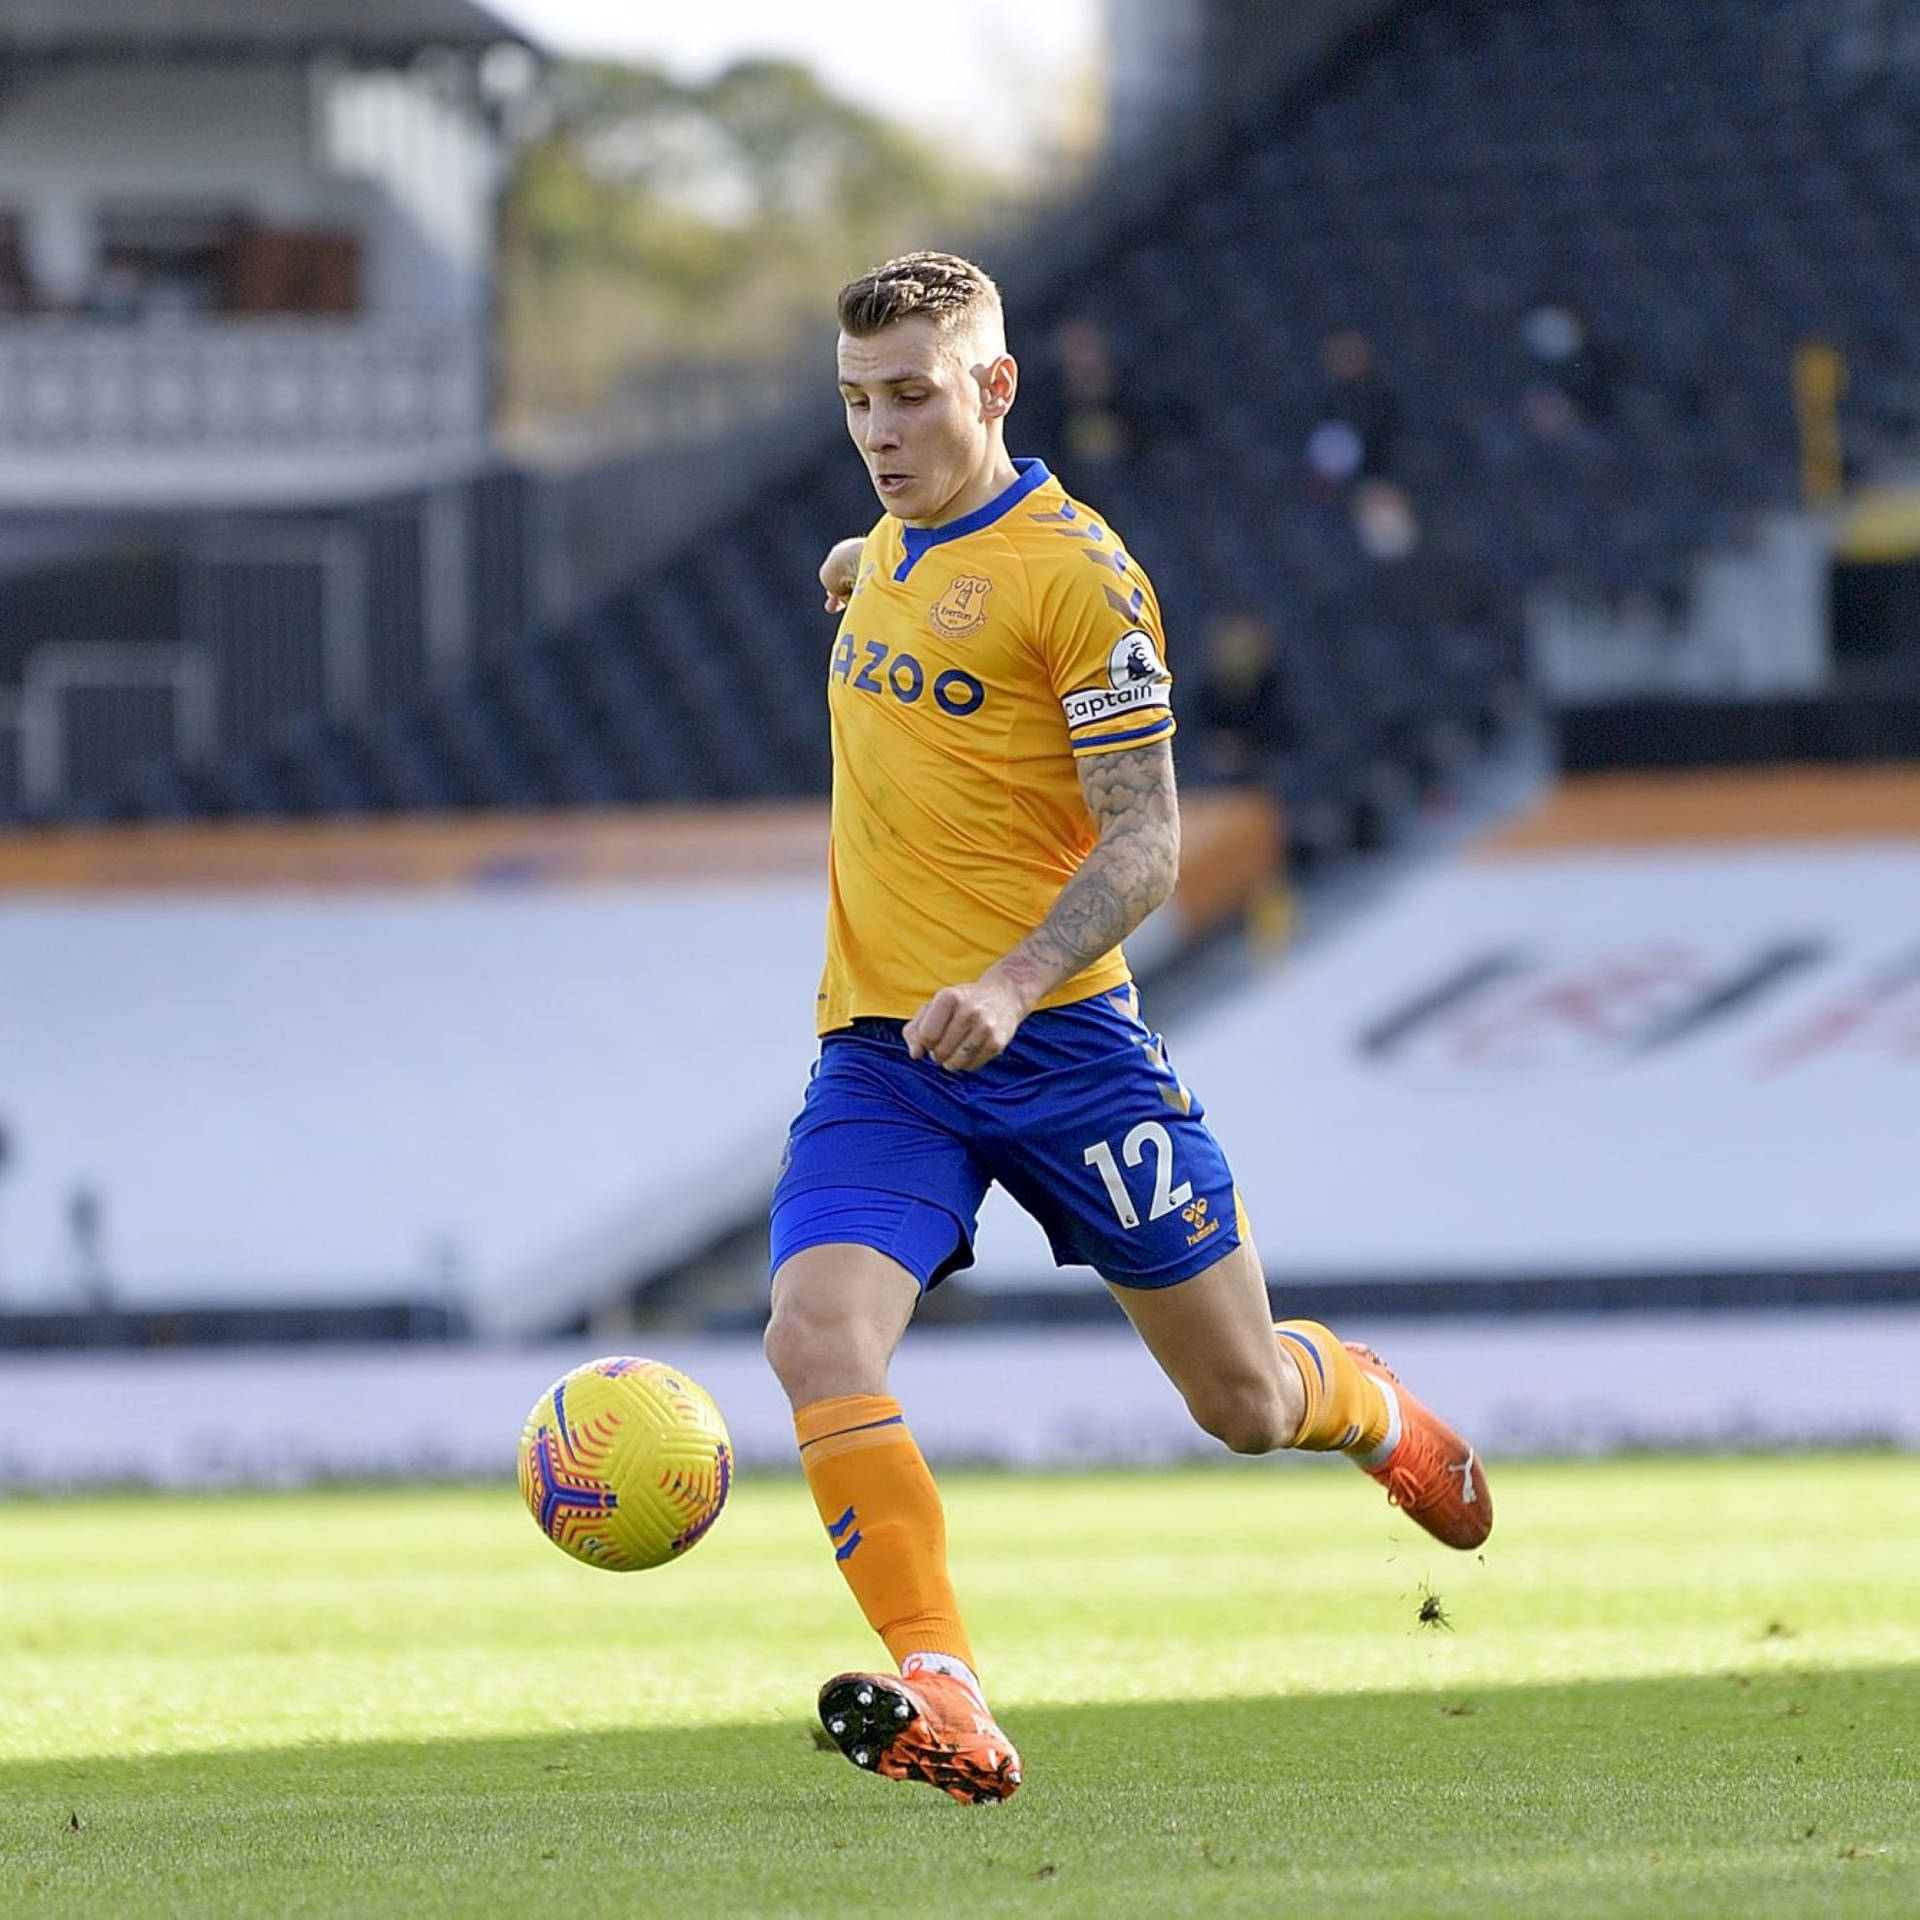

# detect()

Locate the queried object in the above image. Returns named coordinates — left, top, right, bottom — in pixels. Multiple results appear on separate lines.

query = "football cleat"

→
left=817, top=1669, right=1021, bottom=1804
left=1345, top=1343, right=1493, bottom=1550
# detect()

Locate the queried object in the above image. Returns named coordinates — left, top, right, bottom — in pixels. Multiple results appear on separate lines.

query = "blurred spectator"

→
left=1351, top=478, right=1422, bottom=562
left=1356, top=490, right=1499, bottom=636
left=1519, top=299, right=1617, bottom=438
left=1053, top=314, right=1126, bottom=467
left=1793, top=339, right=1847, bottom=504
left=1305, top=329, right=1400, bottom=491
left=1191, top=607, right=1286, bottom=780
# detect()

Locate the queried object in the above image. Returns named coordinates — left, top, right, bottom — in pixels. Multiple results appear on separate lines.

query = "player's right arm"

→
left=819, top=536, right=865, bottom=612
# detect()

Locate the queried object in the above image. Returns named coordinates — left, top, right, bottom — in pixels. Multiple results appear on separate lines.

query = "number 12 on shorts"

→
left=1083, top=1121, right=1192, bottom=1229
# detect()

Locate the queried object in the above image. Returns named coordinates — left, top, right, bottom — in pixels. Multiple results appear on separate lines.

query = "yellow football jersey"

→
left=816, top=458, right=1176, bottom=1033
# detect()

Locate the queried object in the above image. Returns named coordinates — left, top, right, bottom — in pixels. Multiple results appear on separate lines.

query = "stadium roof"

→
left=0, top=0, right=535, bottom=60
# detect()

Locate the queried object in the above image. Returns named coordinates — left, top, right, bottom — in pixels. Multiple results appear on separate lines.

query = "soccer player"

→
left=764, top=252, right=1490, bottom=1805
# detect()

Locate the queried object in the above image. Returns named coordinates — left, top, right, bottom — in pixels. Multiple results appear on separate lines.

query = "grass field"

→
left=2, top=1456, right=1917, bottom=1917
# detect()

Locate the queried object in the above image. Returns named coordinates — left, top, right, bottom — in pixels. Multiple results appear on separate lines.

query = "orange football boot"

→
left=1345, top=1343, right=1493, bottom=1550
left=817, top=1669, right=1022, bottom=1804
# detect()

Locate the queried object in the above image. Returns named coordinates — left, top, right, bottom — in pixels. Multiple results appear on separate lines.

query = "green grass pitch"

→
left=2, top=1456, right=1917, bottom=1917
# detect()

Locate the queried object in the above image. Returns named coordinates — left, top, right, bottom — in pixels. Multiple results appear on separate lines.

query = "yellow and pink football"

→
left=517, top=1356, right=732, bottom=1571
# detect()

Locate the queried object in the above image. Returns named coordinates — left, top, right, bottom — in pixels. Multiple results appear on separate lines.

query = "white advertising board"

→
left=1, top=1309, right=1915, bottom=1490
left=5, top=840, right=1914, bottom=1335
left=0, top=886, right=822, bottom=1332
left=970, top=843, right=1920, bottom=1285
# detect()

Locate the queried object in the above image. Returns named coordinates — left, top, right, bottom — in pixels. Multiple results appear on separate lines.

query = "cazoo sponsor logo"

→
left=831, top=635, right=985, bottom=716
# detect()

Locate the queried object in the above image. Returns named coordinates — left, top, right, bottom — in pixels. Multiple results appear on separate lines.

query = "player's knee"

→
left=762, top=1287, right=879, bottom=1403
left=1194, top=1379, right=1293, bottom=1456
left=761, top=1301, right=824, bottom=1398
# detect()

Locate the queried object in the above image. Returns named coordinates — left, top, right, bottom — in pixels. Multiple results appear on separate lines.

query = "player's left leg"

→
left=979, top=992, right=1491, bottom=1549
left=1100, top=1236, right=1306, bottom=1453
left=1108, top=1237, right=1492, bottom=1549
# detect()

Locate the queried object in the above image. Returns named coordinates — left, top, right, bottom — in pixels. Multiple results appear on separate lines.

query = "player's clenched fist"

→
left=904, top=969, right=1034, bottom=1071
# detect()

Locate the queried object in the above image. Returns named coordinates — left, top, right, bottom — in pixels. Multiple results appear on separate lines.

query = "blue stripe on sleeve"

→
left=1071, top=714, right=1176, bottom=753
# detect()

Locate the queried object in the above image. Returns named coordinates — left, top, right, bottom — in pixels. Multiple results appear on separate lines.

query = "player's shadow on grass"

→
left=3, top=1666, right=1914, bottom=1917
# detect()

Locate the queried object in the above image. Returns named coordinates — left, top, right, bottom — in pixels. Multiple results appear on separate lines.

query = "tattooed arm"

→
left=904, top=738, right=1180, bottom=1070
left=1000, top=738, right=1181, bottom=1004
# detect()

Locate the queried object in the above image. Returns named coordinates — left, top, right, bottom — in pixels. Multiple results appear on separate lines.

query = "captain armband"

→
left=1060, top=629, right=1173, bottom=753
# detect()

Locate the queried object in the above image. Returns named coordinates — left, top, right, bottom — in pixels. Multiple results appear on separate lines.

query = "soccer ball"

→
left=517, top=1356, right=732, bottom=1571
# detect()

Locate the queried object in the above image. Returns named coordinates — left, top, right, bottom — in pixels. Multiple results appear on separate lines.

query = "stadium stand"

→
left=11, top=0, right=1918, bottom=868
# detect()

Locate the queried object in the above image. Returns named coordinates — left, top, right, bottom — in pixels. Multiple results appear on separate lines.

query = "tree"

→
left=499, top=58, right=1003, bottom=439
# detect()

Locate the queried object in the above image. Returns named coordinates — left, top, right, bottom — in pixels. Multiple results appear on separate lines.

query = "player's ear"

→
left=974, top=353, right=1018, bottom=420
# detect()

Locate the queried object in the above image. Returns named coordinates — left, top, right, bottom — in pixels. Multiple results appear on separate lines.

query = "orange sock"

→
left=1273, top=1320, right=1393, bottom=1454
left=795, top=1393, right=975, bottom=1672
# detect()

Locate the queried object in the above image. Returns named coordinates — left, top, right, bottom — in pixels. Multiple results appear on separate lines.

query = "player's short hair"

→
left=837, top=251, right=1004, bottom=346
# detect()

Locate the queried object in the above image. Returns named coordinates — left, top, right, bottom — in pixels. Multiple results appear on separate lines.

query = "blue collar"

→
left=894, top=457, right=1051, bottom=581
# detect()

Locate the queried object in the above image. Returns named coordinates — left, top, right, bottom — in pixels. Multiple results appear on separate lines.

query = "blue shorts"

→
left=770, top=986, right=1245, bottom=1290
